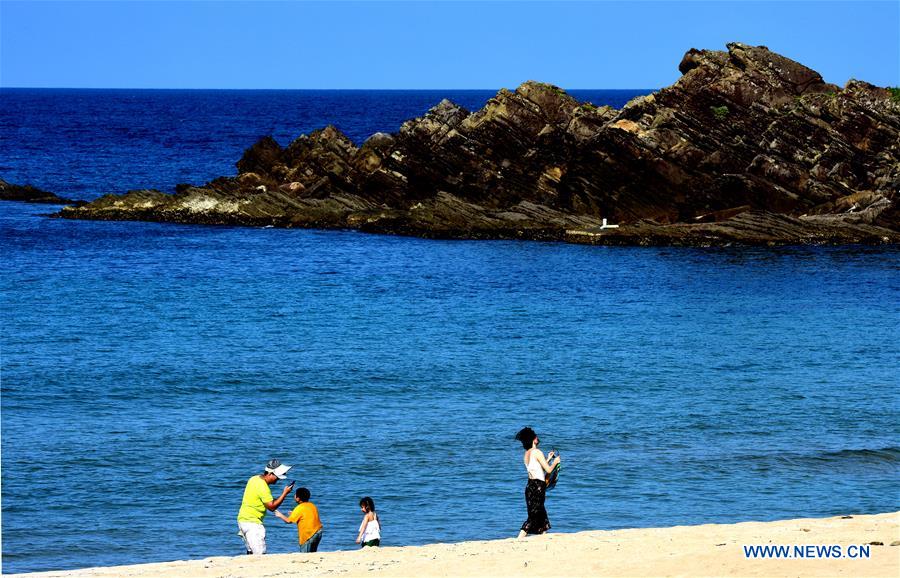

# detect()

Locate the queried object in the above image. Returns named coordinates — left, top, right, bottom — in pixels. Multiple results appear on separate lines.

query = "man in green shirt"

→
left=237, top=459, right=294, bottom=554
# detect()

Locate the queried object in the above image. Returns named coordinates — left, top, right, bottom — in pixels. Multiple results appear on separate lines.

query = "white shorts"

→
left=238, top=521, right=267, bottom=555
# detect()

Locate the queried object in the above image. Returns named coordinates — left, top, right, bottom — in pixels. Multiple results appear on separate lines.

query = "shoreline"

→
left=10, top=511, right=899, bottom=577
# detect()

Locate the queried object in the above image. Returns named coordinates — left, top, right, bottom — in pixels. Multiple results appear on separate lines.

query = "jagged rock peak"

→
left=362, top=132, right=396, bottom=149
left=678, top=48, right=711, bottom=75
left=460, top=80, right=581, bottom=132
left=313, top=124, right=353, bottom=142
left=725, top=42, right=831, bottom=94
left=236, top=135, right=282, bottom=175
left=283, top=125, right=357, bottom=163
left=516, top=80, right=580, bottom=123
left=427, top=98, right=469, bottom=123
left=673, top=42, right=837, bottom=108
left=399, top=99, right=469, bottom=140
left=516, top=80, right=575, bottom=100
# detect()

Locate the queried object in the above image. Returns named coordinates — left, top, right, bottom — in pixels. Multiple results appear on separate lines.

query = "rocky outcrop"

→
left=59, top=43, right=900, bottom=246
left=1, top=178, right=84, bottom=205
left=566, top=209, right=899, bottom=247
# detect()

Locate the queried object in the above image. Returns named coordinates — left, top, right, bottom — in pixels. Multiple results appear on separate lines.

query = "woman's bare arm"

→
left=535, top=450, right=560, bottom=474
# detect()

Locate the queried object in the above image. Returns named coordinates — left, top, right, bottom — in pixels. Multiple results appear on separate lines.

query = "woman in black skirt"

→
left=515, top=427, right=561, bottom=538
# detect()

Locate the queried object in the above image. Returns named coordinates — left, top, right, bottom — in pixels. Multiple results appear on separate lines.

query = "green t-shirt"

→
left=237, top=475, right=273, bottom=524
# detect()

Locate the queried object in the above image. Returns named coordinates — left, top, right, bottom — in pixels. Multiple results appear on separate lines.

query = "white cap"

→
left=264, top=459, right=293, bottom=480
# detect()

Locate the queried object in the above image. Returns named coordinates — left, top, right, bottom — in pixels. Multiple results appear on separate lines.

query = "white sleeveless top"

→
left=525, top=450, right=544, bottom=480
left=361, top=513, right=381, bottom=541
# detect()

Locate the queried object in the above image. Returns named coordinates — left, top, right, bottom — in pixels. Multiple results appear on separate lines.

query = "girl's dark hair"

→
left=295, top=487, right=311, bottom=502
left=360, top=496, right=376, bottom=512
left=515, top=427, right=537, bottom=449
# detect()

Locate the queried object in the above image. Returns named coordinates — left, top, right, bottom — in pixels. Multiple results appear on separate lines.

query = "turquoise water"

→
left=1, top=90, right=899, bottom=573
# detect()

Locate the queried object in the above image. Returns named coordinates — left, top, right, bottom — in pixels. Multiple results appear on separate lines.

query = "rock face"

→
left=59, top=43, right=900, bottom=245
left=0, top=179, right=84, bottom=205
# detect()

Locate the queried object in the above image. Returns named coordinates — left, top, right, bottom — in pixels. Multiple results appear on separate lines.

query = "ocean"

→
left=1, top=89, right=898, bottom=574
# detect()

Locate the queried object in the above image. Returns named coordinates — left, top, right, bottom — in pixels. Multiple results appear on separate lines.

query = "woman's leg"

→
left=521, top=479, right=551, bottom=535
left=520, top=481, right=532, bottom=536
left=535, top=479, right=551, bottom=533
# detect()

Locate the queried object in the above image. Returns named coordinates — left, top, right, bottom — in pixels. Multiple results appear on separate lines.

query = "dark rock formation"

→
left=1, top=179, right=84, bottom=205
left=566, top=208, right=898, bottom=247
left=59, top=43, right=900, bottom=246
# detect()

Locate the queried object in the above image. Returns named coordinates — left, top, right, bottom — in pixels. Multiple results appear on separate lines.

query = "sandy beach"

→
left=10, top=511, right=898, bottom=578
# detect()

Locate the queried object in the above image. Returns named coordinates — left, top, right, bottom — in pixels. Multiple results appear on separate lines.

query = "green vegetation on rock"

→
left=710, top=105, right=729, bottom=119
left=536, top=82, right=566, bottom=97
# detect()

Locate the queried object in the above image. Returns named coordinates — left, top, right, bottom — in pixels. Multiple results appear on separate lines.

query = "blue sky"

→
left=1, top=1, right=898, bottom=89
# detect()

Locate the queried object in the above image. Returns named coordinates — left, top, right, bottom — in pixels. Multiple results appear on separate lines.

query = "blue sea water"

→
left=1, top=89, right=899, bottom=574
left=0, top=88, right=644, bottom=201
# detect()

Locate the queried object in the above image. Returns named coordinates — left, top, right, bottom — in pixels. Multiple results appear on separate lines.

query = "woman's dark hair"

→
left=515, top=427, right=537, bottom=449
left=360, top=496, right=376, bottom=512
left=295, top=487, right=311, bottom=502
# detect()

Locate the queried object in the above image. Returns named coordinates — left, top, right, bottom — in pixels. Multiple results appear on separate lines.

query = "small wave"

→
left=740, top=446, right=900, bottom=471
left=814, top=447, right=900, bottom=464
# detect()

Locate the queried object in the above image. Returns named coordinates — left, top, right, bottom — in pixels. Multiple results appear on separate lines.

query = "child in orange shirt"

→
left=275, top=487, right=323, bottom=552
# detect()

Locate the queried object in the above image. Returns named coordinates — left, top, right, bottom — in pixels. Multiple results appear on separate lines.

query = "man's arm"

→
left=265, top=483, right=294, bottom=511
